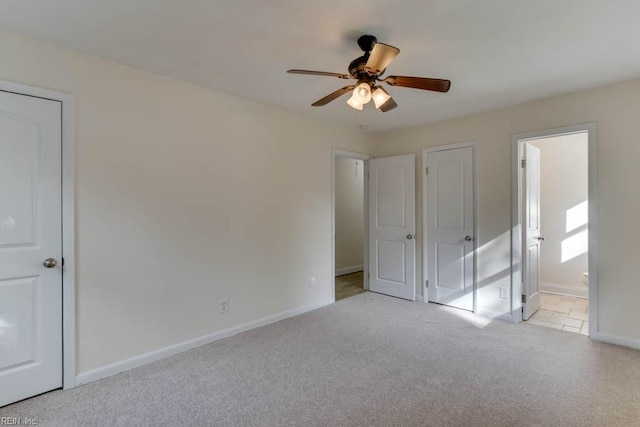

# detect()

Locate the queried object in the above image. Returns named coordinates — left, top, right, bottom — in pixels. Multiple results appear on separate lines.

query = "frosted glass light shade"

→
left=353, top=82, right=372, bottom=104
left=347, top=92, right=363, bottom=110
left=372, top=87, right=392, bottom=108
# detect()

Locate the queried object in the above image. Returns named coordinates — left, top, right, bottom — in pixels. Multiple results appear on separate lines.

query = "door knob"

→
left=406, top=234, right=414, bottom=240
left=43, top=258, right=58, bottom=268
left=537, top=236, right=545, bottom=241
left=465, top=236, right=472, bottom=242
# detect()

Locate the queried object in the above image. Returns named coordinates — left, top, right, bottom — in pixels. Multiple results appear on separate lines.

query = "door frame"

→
left=331, top=148, right=370, bottom=301
left=511, top=123, right=597, bottom=339
left=422, top=141, right=478, bottom=312
left=0, top=79, right=76, bottom=388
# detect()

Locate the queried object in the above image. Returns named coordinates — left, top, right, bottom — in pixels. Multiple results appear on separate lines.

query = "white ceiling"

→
left=1, top=0, right=640, bottom=132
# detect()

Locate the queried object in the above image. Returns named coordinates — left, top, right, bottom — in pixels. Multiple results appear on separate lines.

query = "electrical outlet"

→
left=220, top=299, right=229, bottom=314
left=309, top=276, right=317, bottom=289
left=500, top=287, right=509, bottom=299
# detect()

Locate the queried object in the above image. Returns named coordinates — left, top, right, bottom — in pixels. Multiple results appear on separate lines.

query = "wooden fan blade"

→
left=365, top=43, right=400, bottom=75
left=311, top=85, right=356, bottom=106
left=379, top=97, right=398, bottom=113
left=383, top=76, right=451, bottom=92
left=287, top=69, right=352, bottom=79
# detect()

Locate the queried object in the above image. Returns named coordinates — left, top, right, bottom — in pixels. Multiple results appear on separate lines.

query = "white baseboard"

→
left=595, top=332, right=640, bottom=350
left=335, top=264, right=364, bottom=276
left=414, top=294, right=424, bottom=302
left=540, top=282, right=588, bottom=299
left=76, top=298, right=333, bottom=386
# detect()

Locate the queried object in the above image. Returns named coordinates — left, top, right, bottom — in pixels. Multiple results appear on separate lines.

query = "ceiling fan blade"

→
left=311, top=85, right=356, bottom=106
left=287, top=69, right=352, bottom=79
left=365, top=43, right=400, bottom=75
left=379, top=97, right=398, bottom=113
left=383, top=76, right=451, bottom=92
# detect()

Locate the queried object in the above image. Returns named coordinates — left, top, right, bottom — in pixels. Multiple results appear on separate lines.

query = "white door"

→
left=522, top=143, right=542, bottom=320
left=426, top=146, right=475, bottom=311
left=0, top=91, right=62, bottom=406
left=368, top=154, right=415, bottom=300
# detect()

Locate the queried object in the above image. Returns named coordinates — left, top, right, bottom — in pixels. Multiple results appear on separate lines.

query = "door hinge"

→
left=521, top=294, right=526, bottom=304
left=61, top=257, right=65, bottom=267
left=521, top=159, right=526, bottom=168
left=425, top=167, right=428, bottom=175
left=425, top=280, right=429, bottom=288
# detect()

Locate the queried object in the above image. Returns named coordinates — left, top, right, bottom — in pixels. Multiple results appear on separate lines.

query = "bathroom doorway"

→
left=512, top=125, right=596, bottom=336
left=332, top=149, right=368, bottom=301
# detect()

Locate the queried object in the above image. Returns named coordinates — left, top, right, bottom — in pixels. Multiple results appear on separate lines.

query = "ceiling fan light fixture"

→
left=347, top=93, right=364, bottom=110
left=288, top=35, right=451, bottom=112
left=372, top=86, right=392, bottom=109
left=353, top=82, right=372, bottom=104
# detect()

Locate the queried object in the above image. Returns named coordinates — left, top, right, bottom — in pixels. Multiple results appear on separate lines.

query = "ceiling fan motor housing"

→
left=349, top=55, right=375, bottom=82
left=351, top=35, right=379, bottom=83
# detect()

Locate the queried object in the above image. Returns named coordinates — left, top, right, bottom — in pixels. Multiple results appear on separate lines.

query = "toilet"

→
left=582, top=272, right=589, bottom=287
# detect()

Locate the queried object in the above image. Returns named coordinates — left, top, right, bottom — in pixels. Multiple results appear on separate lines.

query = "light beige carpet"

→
left=2, top=292, right=639, bottom=426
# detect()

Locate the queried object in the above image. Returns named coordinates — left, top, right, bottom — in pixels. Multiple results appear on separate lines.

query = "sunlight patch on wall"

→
left=561, top=229, right=588, bottom=262
left=476, top=230, right=511, bottom=283
left=566, top=200, right=588, bottom=233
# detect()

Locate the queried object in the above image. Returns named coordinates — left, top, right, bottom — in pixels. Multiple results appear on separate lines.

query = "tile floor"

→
left=527, top=292, right=589, bottom=335
left=335, top=271, right=365, bottom=301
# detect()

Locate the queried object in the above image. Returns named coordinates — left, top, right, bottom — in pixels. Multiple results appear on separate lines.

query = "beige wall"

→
left=0, top=31, right=368, bottom=374
left=334, top=157, right=364, bottom=274
left=1, top=27, right=639, bottom=378
left=370, top=77, right=640, bottom=343
left=531, top=134, right=588, bottom=295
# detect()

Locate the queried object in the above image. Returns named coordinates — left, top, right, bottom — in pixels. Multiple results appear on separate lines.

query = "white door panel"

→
left=523, top=144, right=541, bottom=319
left=369, top=154, right=415, bottom=300
left=435, top=243, right=465, bottom=290
left=0, top=91, right=62, bottom=406
left=426, top=147, right=474, bottom=311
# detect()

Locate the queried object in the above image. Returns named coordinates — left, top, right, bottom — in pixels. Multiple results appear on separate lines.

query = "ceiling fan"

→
left=287, top=35, right=451, bottom=112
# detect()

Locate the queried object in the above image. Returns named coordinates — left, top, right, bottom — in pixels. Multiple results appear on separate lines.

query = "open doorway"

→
left=512, top=124, right=596, bottom=337
left=332, top=149, right=369, bottom=301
